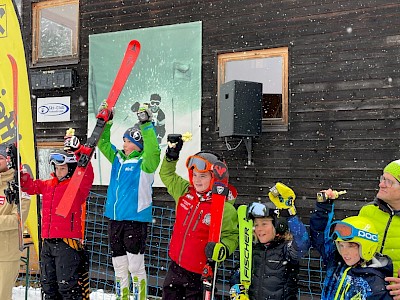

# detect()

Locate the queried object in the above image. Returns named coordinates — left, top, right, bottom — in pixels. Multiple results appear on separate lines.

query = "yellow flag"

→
left=0, top=0, right=39, bottom=256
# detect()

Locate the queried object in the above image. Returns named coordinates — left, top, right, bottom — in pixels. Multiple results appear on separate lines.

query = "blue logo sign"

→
left=38, top=103, right=69, bottom=116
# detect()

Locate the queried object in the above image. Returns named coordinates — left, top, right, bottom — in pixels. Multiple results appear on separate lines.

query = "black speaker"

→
left=219, top=80, right=263, bottom=137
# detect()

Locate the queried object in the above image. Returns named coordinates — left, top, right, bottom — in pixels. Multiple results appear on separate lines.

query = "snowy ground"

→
left=12, top=286, right=161, bottom=299
left=13, top=286, right=121, bottom=299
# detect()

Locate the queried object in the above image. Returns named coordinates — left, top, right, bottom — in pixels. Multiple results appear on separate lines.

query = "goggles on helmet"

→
left=49, top=153, right=77, bottom=165
left=329, top=221, right=378, bottom=242
left=186, top=155, right=213, bottom=173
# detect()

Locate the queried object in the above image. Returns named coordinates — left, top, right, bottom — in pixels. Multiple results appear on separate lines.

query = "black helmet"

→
left=247, top=202, right=288, bottom=235
left=49, top=150, right=77, bottom=181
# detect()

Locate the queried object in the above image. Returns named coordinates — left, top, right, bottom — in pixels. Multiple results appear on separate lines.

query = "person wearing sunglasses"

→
left=0, top=143, right=31, bottom=299
left=159, top=136, right=238, bottom=300
left=97, top=103, right=160, bottom=300
left=20, top=148, right=94, bottom=300
left=310, top=188, right=393, bottom=299
left=358, top=160, right=400, bottom=299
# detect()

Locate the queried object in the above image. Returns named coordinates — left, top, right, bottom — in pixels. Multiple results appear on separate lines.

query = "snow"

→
left=13, top=286, right=117, bottom=300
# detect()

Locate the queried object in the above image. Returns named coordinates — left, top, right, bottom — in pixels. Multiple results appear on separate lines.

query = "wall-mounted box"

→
left=30, top=69, right=76, bottom=90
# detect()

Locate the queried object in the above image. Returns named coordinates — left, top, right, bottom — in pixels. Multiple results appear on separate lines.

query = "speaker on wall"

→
left=219, top=80, right=263, bottom=137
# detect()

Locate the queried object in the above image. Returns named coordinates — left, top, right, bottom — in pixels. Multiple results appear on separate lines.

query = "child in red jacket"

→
left=21, top=143, right=94, bottom=299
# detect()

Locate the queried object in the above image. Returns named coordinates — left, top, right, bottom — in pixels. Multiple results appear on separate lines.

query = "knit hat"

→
left=0, top=143, right=8, bottom=158
left=123, top=125, right=143, bottom=150
left=384, top=159, right=400, bottom=182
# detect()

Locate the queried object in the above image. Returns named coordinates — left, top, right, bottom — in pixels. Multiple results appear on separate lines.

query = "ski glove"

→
left=268, top=182, right=297, bottom=216
left=137, top=103, right=153, bottom=124
left=165, top=134, right=183, bottom=161
left=97, top=100, right=114, bottom=123
left=230, top=284, right=250, bottom=300
left=205, top=241, right=227, bottom=262
left=64, top=135, right=81, bottom=153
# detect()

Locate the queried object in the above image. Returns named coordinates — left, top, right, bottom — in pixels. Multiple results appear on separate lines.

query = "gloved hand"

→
left=64, top=135, right=81, bottom=153
left=268, top=182, right=296, bottom=216
left=137, top=103, right=153, bottom=124
left=205, top=242, right=227, bottom=262
left=229, top=284, right=250, bottom=300
left=317, top=188, right=347, bottom=203
left=165, top=134, right=183, bottom=161
left=96, top=100, right=114, bottom=122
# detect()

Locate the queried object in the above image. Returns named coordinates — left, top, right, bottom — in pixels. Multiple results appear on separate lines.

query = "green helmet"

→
left=329, top=216, right=379, bottom=261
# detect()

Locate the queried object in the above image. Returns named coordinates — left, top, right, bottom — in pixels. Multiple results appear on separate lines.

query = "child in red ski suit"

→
left=21, top=142, right=94, bottom=300
left=159, top=135, right=239, bottom=300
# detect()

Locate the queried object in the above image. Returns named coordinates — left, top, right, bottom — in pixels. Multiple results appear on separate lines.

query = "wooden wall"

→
left=23, top=0, right=400, bottom=219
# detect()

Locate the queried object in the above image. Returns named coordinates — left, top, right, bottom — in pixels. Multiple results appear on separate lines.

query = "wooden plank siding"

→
left=22, top=0, right=400, bottom=217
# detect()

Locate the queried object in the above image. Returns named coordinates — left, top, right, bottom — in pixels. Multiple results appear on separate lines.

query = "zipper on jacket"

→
left=114, top=161, right=123, bottom=219
left=192, top=210, right=203, bottom=231
left=70, top=213, right=74, bottom=232
left=182, top=207, right=192, bottom=227
left=48, top=186, right=57, bottom=237
left=178, top=202, right=200, bottom=263
left=380, top=214, right=393, bottom=253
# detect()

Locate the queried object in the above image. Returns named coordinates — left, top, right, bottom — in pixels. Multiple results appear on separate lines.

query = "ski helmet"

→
left=329, top=216, right=379, bottom=261
left=123, top=124, right=143, bottom=151
left=247, top=202, right=288, bottom=235
left=149, top=93, right=161, bottom=113
left=48, top=150, right=77, bottom=181
left=186, top=151, right=224, bottom=192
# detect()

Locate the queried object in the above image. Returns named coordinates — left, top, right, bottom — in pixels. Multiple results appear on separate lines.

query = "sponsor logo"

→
left=243, top=227, right=251, bottom=279
left=0, top=195, right=5, bottom=205
left=38, top=103, right=69, bottom=116
left=202, top=213, right=211, bottom=226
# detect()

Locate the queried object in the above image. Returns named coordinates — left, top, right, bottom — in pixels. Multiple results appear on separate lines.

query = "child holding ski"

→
left=159, top=134, right=239, bottom=300
left=97, top=103, right=160, bottom=300
left=310, top=188, right=393, bottom=299
left=20, top=142, right=94, bottom=299
left=0, top=143, right=31, bottom=299
left=231, top=182, right=310, bottom=300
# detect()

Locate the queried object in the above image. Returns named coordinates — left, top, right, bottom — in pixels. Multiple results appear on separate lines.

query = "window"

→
left=218, top=47, right=289, bottom=131
left=37, top=143, right=63, bottom=179
left=32, top=0, right=79, bottom=66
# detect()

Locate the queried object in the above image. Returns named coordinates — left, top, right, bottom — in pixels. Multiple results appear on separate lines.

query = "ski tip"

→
left=212, top=161, right=228, bottom=181
left=128, top=40, right=141, bottom=52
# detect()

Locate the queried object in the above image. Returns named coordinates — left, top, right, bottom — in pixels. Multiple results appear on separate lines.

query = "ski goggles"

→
left=150, top=100, right=160, bottom=106
left=329, top=221, right=378, bottom=242
left=49, top=153, right=77, bottom=165
left=186, top=155, right=213, bottom=173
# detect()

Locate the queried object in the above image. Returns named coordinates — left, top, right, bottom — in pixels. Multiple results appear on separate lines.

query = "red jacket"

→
left=168, top=187, right=212, bottom=274
left=21, top=164, right=94, bottom=239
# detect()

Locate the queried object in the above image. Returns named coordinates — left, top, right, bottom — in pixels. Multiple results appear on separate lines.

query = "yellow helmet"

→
left=329, top=216, right=379, bottom=261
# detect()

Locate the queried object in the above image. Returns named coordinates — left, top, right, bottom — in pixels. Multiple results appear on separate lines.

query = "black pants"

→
left=162, top=260, right=202, bottom=300
left=108, top=219, right=148, bottom=256
left=40, top=239, right=85, bottom=300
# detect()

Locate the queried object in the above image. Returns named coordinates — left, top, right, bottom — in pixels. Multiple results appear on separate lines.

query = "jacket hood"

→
left=373, top=198, right=400, bottom=217
left=352, top=253, right=394, bottom=279
left=0, top=168, right=14, bottom=185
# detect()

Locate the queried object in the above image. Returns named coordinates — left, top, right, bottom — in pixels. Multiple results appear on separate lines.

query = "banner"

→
left=88, top=22, right=202, bottom=186
left=0, top=0, right=39, bottom=255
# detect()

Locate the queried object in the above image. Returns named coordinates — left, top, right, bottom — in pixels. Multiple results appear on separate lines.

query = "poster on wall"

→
left=88, top=21, right=202, bottom=186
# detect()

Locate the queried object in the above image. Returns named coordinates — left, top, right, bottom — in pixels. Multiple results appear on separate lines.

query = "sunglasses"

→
left=150, top=100, right=160, bottom=106
left=49, top=153, right=77, bottom=165
left=186, top=155, right=213, bottom=173
left=329, top=221, right=378, bottom=242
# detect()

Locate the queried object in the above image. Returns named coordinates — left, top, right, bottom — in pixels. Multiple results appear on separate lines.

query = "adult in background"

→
left=358, top=159, right=400, bottom=299
left=0, top=143, right=31, bottom=299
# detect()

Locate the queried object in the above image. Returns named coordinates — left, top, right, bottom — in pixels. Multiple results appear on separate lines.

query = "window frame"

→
left=32, top=0, right=79, bottom=67
left=217, top=47, right=289, bottom=132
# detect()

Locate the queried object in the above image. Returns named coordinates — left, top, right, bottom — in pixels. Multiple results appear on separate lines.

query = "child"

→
left=97, top=104, right=160, bottom=300
left=0, top=143, right=31, bottom=299
left=310, top=188, right=393, bottom=299
left=159, top=135, right=239, bottom=300
left=20, top=147, right=94, bottom=299
left=231, top=182, right=310, bottom=300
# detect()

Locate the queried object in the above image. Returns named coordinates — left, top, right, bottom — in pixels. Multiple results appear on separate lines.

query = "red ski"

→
left=202, top=161, right=229, bottom=300
left=56, top=40, right=141, bottom=217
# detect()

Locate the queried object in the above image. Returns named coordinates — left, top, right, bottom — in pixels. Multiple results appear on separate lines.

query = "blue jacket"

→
left=310, top=202, right=393, bottom=300
left=98, top=122, right=160, bottom=222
